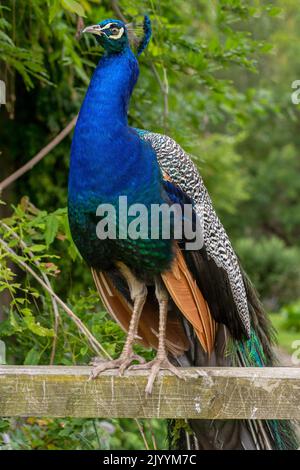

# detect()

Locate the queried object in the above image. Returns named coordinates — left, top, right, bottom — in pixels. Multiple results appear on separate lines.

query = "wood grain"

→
left=0, top=366, right=299, bottom=419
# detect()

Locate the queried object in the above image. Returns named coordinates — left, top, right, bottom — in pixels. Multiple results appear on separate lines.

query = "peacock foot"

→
left=89, top=351, right=146, bottom=379
left=130, top=355, right=185, bottom=396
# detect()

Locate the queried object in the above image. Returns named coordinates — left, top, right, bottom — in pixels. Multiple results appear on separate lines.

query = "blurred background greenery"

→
left=0, top=0, right=300, bottom=450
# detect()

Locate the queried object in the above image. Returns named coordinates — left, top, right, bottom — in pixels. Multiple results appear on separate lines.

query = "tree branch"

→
left=0, top=221, right=60, bottom=364
left=150, top=63, right=169, bottom=130
left=0, top=235, right=110, bottom=359
left=110, top=0, right=128, bottom=23
left=0, top=116, right=78, bottom=193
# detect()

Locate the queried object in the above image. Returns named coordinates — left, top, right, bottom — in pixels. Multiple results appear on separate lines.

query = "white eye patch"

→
left=85, top=23, right=125, bottom=39
left=100, top=23, right=113, bottom=31
left=109, top=27, right=124, bottom=40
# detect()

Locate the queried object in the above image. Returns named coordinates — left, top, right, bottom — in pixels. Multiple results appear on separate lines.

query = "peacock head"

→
left=82, top=19, right=129, bottom=54
left=82, top=16, right=152, bottom=56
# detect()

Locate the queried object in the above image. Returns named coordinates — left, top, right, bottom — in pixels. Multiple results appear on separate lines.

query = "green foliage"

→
left=0, top=6, right=49, bottom=90
left=231, top=0, right=300, bottom=247
left=269, top=313, right=300, bottom=354
left=280, top=302, right=300, bottom=333
left=236, top=237, right=300, bottom=307
left=193, top=133, right=249, bottom=217
left=0, top=417, right=167, bottom=450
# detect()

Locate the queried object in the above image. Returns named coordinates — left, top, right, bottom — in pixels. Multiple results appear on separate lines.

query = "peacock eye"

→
left=111, top=27, right=119, bottom=35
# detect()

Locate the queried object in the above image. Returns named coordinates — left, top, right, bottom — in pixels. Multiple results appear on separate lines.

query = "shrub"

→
left=235, top=236, right=300, bottom=308
left=280, top=302, right=300, bottom=333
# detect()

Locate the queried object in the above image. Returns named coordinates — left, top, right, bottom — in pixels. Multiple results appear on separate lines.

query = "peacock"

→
left=67, top=16, right=298, bottom=450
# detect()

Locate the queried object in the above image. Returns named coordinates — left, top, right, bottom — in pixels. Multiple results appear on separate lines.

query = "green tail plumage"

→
left=231, top=269, right=298, bottom=450
left=233, top=327, right=298, bottom=450
left=168, top=268, right=299, bottom=450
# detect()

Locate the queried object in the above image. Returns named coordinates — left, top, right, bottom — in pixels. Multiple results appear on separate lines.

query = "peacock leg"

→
left=90, top=262, right=147, bottom=379
left=131, top=276, right=185, bottom=395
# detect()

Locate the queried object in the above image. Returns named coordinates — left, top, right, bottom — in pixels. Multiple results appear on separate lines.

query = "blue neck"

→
left=69, top=47, right=140, bottom=196
left=69, top=46, right=163, bottom=211
left=78, top=47, right=139, bottom=128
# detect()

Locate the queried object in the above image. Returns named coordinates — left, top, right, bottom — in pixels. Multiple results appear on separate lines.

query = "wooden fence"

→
left=0, top=366, right=299, bottom=419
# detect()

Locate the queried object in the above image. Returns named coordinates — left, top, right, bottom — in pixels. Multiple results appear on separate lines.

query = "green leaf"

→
left=0, top=418, right=10, bottom=432
left=48, top=0, right=61, bottom=23
left=61, top=0, right=85, bottom=17
left=21, top=308, right=54, bottom=337
left=0, top=319, right=16, bottom=337
left=80, top=345, right=88, bottom=356
left=0, top=30, right=14, bottom=45
left=9, top=311, right=23, bottom=333
left=25, top=244, right=46, bottom=253
left=24, top=347, right=42, bottom=365
left=45, top=213, right=59, bottom=246
left=265, top=6, right=282, bottom=17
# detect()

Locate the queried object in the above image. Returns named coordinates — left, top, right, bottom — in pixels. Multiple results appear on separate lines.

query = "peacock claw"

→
left=130, top=355, right=185, bottom=395
left=89, top=353, right=146, bottom=380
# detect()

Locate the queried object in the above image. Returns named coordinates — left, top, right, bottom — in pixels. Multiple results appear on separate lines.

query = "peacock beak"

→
left=81, top=25, right=104, bottom=37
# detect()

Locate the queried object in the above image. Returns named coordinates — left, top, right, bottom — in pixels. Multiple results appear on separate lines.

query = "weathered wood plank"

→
left=0, top=366, right=299, bottom=419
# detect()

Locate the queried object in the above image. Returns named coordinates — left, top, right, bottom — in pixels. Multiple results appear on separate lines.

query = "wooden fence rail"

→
left=0, top=366, right=299, bottom=420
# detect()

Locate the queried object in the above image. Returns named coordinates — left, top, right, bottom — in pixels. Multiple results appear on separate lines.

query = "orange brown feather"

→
left=161, top=245, right=216, bottom=353
left=92, top=245, right=216, bottom=356
left=91, top=268, right=189, bottom=357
